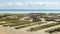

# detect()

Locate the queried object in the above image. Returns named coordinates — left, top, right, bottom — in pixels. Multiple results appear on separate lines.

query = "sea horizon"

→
left=0, top=9, right=60, bottom=13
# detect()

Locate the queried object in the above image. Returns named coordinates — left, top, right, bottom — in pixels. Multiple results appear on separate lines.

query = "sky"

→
left=0, top=0, right=60, bottom=9
left=0, top=0, right=60, bottom=2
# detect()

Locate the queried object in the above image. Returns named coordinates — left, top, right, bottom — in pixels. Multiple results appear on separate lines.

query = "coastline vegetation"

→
left=0, top=13, right=60, bottom=32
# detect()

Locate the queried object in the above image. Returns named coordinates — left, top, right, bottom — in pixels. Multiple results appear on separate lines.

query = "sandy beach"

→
left=0, top=23, right=60, bottom=34
left=0, top=25, right=47, bottom=34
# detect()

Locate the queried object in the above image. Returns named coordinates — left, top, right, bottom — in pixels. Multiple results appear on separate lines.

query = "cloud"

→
left=0, top=2, right=60, bottom=9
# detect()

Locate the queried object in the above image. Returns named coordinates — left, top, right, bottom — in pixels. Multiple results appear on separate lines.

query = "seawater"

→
left=0, top=11, right=60, bottom=13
